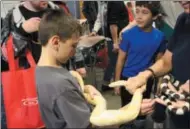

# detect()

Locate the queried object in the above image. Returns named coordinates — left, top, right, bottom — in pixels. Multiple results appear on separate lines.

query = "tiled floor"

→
left=103, top=90, right=121, bottom=109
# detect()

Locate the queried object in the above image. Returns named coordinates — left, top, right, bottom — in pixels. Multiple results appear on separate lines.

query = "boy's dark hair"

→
left=39, top=9, right=82, bottom=46
left=136, top=1, right=161, bottom=16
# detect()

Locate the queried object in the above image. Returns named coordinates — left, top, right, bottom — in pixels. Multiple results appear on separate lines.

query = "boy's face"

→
left=50, top=33, right=80, bottom=64
left=135, top=6, right=155, bottom=29
left=30, top=1, right=48, bottom=11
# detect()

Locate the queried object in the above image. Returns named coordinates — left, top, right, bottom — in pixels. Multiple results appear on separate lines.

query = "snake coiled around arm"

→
left=69, top=71, right=145, bottom=127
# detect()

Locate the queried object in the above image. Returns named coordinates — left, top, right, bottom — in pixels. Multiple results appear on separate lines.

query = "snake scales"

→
left=109, top=74, right=190, bottom=115
left=157, top=74, right=190, bottom=115
left=70, top=71, right=145, bottom=127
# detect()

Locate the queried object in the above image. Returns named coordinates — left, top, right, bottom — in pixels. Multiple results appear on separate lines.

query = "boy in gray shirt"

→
left=35, top=9, right=100, bottom=128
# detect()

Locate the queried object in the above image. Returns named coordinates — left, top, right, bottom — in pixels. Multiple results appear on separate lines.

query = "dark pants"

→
left=120, top=120, right=146, bottom=129
left=103, top=41, right=118, bottom=82
left=120, top=76, right=154, bottom=129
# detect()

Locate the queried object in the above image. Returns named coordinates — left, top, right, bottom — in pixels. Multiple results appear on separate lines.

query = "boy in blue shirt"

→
left=115, top=1, right=166, bottom=128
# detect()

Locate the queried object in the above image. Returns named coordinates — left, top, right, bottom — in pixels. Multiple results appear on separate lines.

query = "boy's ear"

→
left=153, top=15, right=158, bottom=21
left=50, top=35, right=60, bottom=51
left=153, top=13, right=162, bottom=21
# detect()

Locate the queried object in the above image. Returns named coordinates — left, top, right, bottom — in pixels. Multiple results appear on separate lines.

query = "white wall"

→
left=1, top=1, right=20, bottom=18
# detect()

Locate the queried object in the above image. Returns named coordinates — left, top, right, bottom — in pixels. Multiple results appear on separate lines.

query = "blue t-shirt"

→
left=120, top=26, right=166, bottom=77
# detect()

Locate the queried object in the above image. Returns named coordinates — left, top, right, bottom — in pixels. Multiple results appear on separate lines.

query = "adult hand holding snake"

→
left=123, top=71, right=151, bottom=94
left=155, top=79, right=190, bottom=110
left=70, top=70, right=146, bottom=127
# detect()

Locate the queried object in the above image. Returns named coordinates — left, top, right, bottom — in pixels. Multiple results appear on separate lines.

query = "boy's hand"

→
left=84, top=85, right=102, bottom=99
left=22, top=17, right=41, bottom=33
left=76, top=68, right=87, bottom=78
left=114, top=87, right=120, bottom=95
left=112, top=43, right=119, bottom=53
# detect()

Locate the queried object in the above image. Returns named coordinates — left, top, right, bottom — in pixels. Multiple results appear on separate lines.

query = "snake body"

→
left=158, top=74, right=190, bottom=115
left=69, top=71, right=144, bottom=127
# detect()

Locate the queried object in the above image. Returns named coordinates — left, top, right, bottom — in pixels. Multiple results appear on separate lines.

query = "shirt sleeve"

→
left=119, top=32, right=130, bottom=52
left=167, top=13, right=185, bottom=52
left=167, top=30, right=177, bottom=52
left=54, top=90, right=91, bottom=128
left=157, top=35, right=167, bottom=53
left=107, top=2, right=119, bottom=25
left=93, top=11, right=102, bottom=32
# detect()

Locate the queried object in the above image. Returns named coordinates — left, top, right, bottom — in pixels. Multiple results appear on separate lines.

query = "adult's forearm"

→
left=110, top=24, right=118, bottom=44
left=150, top=58, right=172, bottom=77
left=142, top=58, right=172, bottom=80
left=141, top=50, right=172, bottom=80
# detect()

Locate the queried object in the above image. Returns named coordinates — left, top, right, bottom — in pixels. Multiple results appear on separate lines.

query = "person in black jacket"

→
left=82, top=1, right=98, bottom=31
left=89, top=1, right=129, bottom=92
left=104, top=1, right=130, bottom=92
left=1, top=1, right=86, bottom=76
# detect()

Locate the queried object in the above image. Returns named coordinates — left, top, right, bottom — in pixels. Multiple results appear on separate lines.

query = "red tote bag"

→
left=1, top=35, right=45, bottom=128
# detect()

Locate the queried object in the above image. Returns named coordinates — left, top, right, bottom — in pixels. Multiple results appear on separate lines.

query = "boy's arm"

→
left=114, top=32, right=129, bottom=95
left=114, top=49, right=127, bottom=95
left=115, top=50, right=127, bottom=81
left=115, top=33, right=130, bottom=81
left=54, top=90, right=91, bottom=128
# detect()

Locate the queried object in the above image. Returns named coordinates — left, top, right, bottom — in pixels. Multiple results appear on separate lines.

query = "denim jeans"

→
left=103, top=41, right=118, bottom=82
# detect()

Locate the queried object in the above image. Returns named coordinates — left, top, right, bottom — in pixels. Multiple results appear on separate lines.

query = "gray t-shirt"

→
left=35, top=67, right=91, bottom=128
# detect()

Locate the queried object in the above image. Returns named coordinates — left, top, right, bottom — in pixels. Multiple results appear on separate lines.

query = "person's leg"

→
left=121, top=77, right=154, bottom=129
left=102, top=41, right=118, bottom=91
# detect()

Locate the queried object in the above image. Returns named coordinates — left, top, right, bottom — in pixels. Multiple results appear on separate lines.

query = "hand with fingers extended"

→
left=22, top=17, right=41, bottom=33
left=179, top=80, right=190, bottom=93
left=76, top=68, right=87, bottom=78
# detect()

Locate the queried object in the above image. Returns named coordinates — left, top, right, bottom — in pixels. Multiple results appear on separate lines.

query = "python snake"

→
left=69, top=71, right=145, bottom=127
